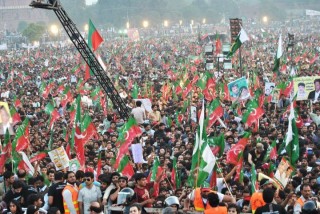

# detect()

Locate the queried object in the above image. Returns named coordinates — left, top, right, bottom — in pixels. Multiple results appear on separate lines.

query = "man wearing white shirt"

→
left=308, top=79, right=320, bottom=102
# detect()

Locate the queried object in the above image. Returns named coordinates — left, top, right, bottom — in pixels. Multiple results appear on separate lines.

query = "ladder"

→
left=29, top=0, right=130, bottom=120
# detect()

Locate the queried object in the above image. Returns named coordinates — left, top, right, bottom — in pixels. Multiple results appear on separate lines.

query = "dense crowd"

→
left=0, top=15, right=320, bottom=214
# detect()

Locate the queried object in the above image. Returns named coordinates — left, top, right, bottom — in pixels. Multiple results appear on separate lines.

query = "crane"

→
left=29, top=0, right=130, bottom=120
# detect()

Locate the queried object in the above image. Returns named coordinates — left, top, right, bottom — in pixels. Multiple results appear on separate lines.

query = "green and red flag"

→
left=73, top=95, right=85, bottom=169
left=12, top=118, right=29, bottom=153
left=113, top=118, right=142, bottom=169
left=44, top=103, right=60, bottom=129
left=241, top=99, right=264, bottom=127
left=40, top=82, right=55, bottom=99
left=81, top=113, right=99, bottom=144
left=226, top=132, right=250, bottom=165
left=117, top=155, right=135, bottom=180
left=0, top=130, right=12, bottom=174
left=196, top=72, right=211, bottom=90
left=85, top=19, right=103, bottom=80
left=263, top=140, right=277, bottom=162
left=277, top=78, right=293, bottom=98
left=182, top=80, right=192, bottom=99
left=60, top=87, right=73, bottom=108
left=13, top=95, right=22, bottom=108
left=234, top=151, right=244, bottom=181
left=30, top=152, right=48, bottom=163
left=207, top=98, right=224, bottom=128
left=171, top=157, right=181, bottom=190
left=96, top=151, right=102, bottom=177
left=208, top=133, right=225, bottom=158
left=10, top=107, right=21, bottom=125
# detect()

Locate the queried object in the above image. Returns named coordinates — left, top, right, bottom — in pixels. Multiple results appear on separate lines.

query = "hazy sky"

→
left=85, top=0, right=98, bottom=5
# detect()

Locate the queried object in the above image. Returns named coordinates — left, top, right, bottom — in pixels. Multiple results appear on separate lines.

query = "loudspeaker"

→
left=229, top=18, right=242, bottom=43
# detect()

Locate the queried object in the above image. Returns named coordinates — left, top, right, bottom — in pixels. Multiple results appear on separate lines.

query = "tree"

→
left=17, top=21, right=28, bottom=33
left=22, top=23, right=46, bottom=43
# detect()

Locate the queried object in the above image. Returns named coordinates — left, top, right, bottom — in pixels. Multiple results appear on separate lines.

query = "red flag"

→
left=114, top=118, right=142, bottom=169
left=226, top=133, right=250, bottom=165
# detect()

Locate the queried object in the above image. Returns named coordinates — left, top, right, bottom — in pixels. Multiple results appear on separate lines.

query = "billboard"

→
left=293, top=76, right=320, bottom=101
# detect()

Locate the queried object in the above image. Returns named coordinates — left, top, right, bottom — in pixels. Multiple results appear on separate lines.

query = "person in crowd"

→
left=62, top=171, right=79, bottom=214
left=129, top=203, right=142, bottom=214
left=204, top=192, right=228, bottom=214
left=183, top=184, right=235, bottom=212
left=250, top=178, right=275, bottom=213
left=48, top=171, right=66, bottom=213
left=255, top=188, right=287, bottom=214
left=78, top=171, right=102, bottom=214
left=294, top=184, right=312, bottom=214
left=2, top=200, right=23, bottom=214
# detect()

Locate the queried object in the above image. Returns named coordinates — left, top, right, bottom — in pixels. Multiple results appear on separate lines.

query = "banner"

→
left=271, top=88, right=280, bottom=103
left=265, top=82, right=275, bottom=96
left=227, top=77, right=250, bottom=102
left=306, top=9, right=320, bottom=16
left=48, top=146, right=70, bottom=170
left=0, top=102, right=14, bottom=135
left=293, top=76, right=320, bottom=101
left=274, top=158, right=294, bottom=188
left=69, top=159, right=80, bottom=173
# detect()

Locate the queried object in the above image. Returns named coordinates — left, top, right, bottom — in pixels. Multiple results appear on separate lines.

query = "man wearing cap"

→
left=250, top=178, right=274, bottom=214
left=183, top=183, right=235, bottom=212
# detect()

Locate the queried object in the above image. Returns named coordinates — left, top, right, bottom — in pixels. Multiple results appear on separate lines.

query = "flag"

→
left=60, top=87, right=73, bottom=108
left=171, top=157, right=181, bottom=190
left=10, top=107, right=21, bottom=125
left=12, top=118, right=29, bottom=152
left=117, top=155, right=134, bottom=180
left=208, top=134, right=225, bottom=158
left=85, top=19, right=103, bottom=80
left=285, top=103, right=299, bottom=166
left=234, top=151, right=244, bottom=181
left=81, top=113, right=99, bottom=144
left=273, top=35, right=283, bottom=72
left=30, top=152, right=47, bottom=163
left=263, top=141, right=277, bottom=162
left=215, top=35, right=222, bottom=55
left=277, top=79, right=293, bottom=97
left=226, top=132, right=250, bottom=165
left=96, top=151, right=102, bottom=177
left=241, top=100, right=264, bottom=127
left=309, top=53, right=319, bottom=64
left=207, top=98, right=224, bottom=128
left=251, top=164, right=257, bottom=193
left=193, top=100, right=216, bottom=187
left=113, top=118, right=142, bottom=169
left=88, top=19, right=103, bottom=51
left=132, top=82, right=139, bottom=99
left=44, top=103, right=60, bottom=129
left=0, top=130, right=11, bottom=174
left=227, top=28, right=249, bottom=58
left=74, top=95, right=85, bottom=169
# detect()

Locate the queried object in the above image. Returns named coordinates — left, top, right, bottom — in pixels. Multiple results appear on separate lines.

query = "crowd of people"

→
left=0, top=14, right=319, bottom=214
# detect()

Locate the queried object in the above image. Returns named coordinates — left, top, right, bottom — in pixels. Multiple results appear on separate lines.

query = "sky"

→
left=85, top=0, right=98, bottom=5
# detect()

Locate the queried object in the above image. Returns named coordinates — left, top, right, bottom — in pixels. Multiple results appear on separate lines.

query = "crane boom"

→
left=30, top=0, right=130, bottom=120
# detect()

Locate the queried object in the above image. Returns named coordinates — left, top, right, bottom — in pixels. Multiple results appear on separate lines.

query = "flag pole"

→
left=216, top=162, right=236, bottom=200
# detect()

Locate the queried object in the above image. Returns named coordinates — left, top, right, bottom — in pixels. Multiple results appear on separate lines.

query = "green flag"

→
left=227, top=28, right=249, bottom=58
